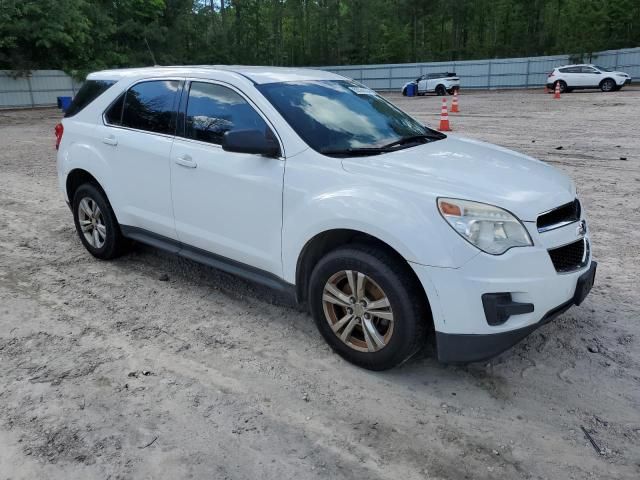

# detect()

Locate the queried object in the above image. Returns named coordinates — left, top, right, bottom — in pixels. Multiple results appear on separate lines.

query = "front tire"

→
left=600, top=78, right=616, bottom=92
left=308, top=245, right=428, bottom=370
left=72, top=183, right=126, bottom=260
left=435, top=85, right=446, bottom=96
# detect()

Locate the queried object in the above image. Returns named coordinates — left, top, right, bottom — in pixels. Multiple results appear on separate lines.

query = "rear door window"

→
left=183, top=82, right=268, bottom=145
left=64, top=80, right=116, bottom=117
left=121, top=80, right=180, bottom=135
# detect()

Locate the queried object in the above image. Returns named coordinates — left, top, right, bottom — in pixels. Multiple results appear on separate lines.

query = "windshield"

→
left=257, top=80, right=437, bottom=153
left=595, top=65, right=613, bottom=72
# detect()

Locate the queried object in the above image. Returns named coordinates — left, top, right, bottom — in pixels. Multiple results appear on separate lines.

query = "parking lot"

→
left=1, top=88, right=639, bottom=479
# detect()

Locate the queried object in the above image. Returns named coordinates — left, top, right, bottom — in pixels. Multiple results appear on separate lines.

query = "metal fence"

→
left=0, top=70, right=82, bottom=109
left=1, top=47, right=639, bottom=108
left=321, top=47, right=640, bottom=91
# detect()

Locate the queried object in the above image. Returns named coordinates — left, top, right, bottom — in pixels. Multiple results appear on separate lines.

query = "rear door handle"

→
left=102, top=135, right=118, bottom=146
left=174, top=154, right=197, bottom=168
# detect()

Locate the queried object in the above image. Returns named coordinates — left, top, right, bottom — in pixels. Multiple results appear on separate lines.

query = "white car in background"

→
left=56, top=66, right=595, bottom=370
left=547, top=64, right=631, bottom=93
left=402, top=72, right=460, bottom=96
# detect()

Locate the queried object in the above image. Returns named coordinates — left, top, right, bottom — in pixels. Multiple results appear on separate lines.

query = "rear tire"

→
left=308, top=245, right=428, bottom=371
left=72, top=183, right=127, bottom=260
left=555, top=80, right=568, bottom=93
left=600, top=78, right=616, bottom=92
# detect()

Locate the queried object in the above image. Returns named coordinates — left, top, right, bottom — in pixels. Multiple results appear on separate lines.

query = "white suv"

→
left=56, top=66, right=596, bottom=370
left=547, top=64, right=631, bottom=93
left=402, top=72, right=460, bottom=96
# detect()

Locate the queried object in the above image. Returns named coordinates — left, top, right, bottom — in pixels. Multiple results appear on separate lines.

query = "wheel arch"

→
left=294, top=228, right=433, bottom=328
left=65, top=168, right=122, bottom=225
left=66, top=168, right=105, bottom=204
left=599, top=77, right=616, bottom=88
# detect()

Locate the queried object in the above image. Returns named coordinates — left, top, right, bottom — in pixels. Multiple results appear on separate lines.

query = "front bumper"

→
left=410, top=225, right=595, bottom=363
left=435, top=262, right=596, bottom=362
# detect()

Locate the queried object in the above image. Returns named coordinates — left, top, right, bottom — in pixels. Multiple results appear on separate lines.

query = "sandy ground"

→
left=0, top=88, right=639, bottom=480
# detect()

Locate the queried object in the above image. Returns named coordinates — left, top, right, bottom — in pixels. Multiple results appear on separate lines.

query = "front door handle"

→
left=102, top=135, right=118, bottom=146
left=174, top=154, right=197, bottom=168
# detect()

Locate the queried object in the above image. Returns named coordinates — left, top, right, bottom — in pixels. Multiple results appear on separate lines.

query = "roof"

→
left=556, top=64, right=594, bottom=68
left=87, top=65, right=345, bottom=84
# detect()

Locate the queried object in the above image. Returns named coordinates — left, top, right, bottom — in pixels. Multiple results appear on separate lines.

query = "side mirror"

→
left=222, top=129, right=280, bottom=157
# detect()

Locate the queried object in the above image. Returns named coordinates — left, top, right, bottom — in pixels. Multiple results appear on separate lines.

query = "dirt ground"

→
left=0, top=87, right=639, bottom=480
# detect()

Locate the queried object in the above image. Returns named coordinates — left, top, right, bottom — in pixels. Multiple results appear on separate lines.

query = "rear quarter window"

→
left=64, top=80, right=116, bottom=117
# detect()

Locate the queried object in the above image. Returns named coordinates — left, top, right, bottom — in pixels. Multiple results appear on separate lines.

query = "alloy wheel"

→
left=78, top=197, right=106, bottom=248
left=602, top=79, right=614, bottom=92
left=322, top=270, right=394, bottom=353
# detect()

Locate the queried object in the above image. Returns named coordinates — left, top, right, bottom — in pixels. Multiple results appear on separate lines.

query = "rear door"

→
left=425, top=74, right=437, bottom=92
left=169, top=80, right=284, bottom=276
left=561, top=66, right=582, bottom=87
left=96, top=79, right=182, bottom=239
left=417, top=76, right=428, bottom=93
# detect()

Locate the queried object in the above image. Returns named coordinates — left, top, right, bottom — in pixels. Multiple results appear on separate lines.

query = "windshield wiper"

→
left=380, top=132, right=445, bottom=149
left=320, top=131, right=446, bottom=157
left=319, top=147, right=393, bottom=157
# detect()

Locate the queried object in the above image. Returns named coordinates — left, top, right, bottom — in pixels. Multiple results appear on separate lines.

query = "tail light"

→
left=54, top=123, right=63, bottom=150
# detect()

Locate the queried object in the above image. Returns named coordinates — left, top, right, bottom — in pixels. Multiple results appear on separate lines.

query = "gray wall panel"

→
left=2, top=48, right=638, bottom=108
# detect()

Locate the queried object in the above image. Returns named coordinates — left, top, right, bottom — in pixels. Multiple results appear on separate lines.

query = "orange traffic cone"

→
left=451, top=89, right=459, bottom=113
left=554, top=82, right=561, bottom=99
left=438, top=97, right=451, bottom=131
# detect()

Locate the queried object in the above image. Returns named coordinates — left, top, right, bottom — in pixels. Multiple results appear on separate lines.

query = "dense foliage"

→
left=1, top=0, right=638, bottom=77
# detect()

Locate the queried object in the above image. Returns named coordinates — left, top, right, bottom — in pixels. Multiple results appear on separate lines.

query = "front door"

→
left=580, top=66, right=602, bottom=87
left=169, top=81, right=285, bottom=276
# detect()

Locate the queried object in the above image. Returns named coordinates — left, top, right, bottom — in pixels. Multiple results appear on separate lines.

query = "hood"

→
left=341, top=136, right=576, bottom=221
left=611, top=70, right=630, bottom=77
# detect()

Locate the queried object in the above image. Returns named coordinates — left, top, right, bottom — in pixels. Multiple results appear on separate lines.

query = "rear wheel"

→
left=600, top=78, right=616, bottom=92
left=555, top=80, right=568, bottom=93
left=72, top=183, right=127, bottom=260
left=308, top=245, right=428, bottom=370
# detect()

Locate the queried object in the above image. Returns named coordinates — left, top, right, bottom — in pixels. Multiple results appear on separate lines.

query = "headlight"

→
left=437, top=198, right=533, bottom=255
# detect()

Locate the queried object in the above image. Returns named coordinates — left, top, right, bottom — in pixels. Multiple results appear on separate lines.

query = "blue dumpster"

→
left=406, top=83, right=416, bottom=97
left=57, top=96, right=72, bottom=112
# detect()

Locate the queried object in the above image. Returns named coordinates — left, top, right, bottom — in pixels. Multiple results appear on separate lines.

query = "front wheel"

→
left=600, top=78, right=616, bottom=92
left=308, top=245, right=428, bottom=370
left=435, top=85, right=446, bottom=96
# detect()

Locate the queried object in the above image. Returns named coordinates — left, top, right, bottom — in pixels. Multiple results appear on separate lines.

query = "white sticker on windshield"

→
left=349, top=86, right=376, bottom=95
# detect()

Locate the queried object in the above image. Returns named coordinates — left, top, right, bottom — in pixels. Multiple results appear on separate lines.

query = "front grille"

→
left=548, top=238, right=588, bottom=273
left=537, top=199, right=581, bottom=232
